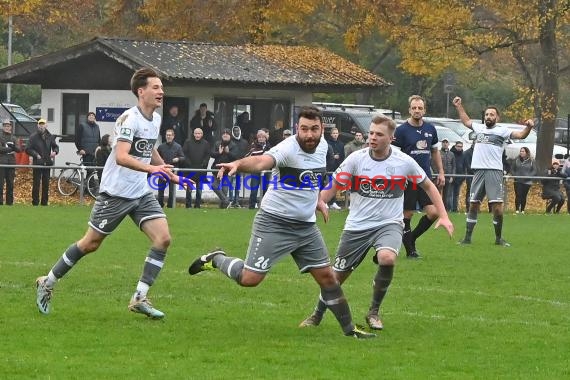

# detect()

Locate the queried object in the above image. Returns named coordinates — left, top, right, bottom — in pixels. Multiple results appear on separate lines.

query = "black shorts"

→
left=403, top=182, right=433, bottom=211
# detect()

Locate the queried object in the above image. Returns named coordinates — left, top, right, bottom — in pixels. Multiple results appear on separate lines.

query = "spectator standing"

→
left=437, top=138, right=455, bottom=211
left=157, top=128, right=185, bottom=208
left=326, top=127, right=344, bottom=210
left=510, top=147, right=537, bottom=214
left=462, top=140, right=475, bottom=212
left=75, top=111, right=101, bottom=176
left=563, top=159, right=570, bottom=213
left=210, top=129, right=236, bottom=208
left=541, top=159, right=566, bottom=214
left=26, top=118, right=59, bottom=206
left=229, top=125, right=250, bottom=207
left=0, top=119, right=21, bottom=205
left=236, top=111, right=254, bottom=143
left=94, top=134, right=112, bottom=183
left=344, top=131, right=366, bottom=157
left=450, top=140, right=467, bottom=212
left=161, top=105, right=186, bottom=145
left=190, top=103, right=216, bottom=145
left=245, top=129, right=271, bottom=209
left=182, top=128, right=211, bottom=208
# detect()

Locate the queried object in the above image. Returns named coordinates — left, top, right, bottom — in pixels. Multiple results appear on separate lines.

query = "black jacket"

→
left=26, top=130, right=59, bottom=166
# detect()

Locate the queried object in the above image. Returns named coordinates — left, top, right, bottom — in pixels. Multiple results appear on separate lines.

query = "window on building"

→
left=62, top=93, right=89, bottom=138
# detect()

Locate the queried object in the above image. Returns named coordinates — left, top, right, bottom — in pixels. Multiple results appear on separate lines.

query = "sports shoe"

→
left=188, top=249, right=226, bottom=275
left=345, top=326, right=377, bottom=339
left=458, top=239, right=471, bottom=245
left=36, top=276, right=53, bottom=315
left=365, top=313, right=384, bottom=330
left=330, top=202, right=342, bottom=210
left=495, top=238, right=511, bottom=247
left=406, top=250, right=422, bottom=259
left=128, top=295, right=165, bottom=319
left=299, top=313, right=322, bottom=327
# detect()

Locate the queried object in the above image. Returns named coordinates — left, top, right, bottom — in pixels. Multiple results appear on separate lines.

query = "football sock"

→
left=369, top=265, right=394, bottom=313
left=321, top=284, right=354, bottom=334
left=402, top=218, right=413, bottom=254
left=213, top=255, right=244, bottom=284
left=465, top=209, right=478, bottom=240
left=411, top=215, right=435, bottom=241
left=140, top=248, right=166, bottom=287
left=492, top=214, right=503, bottom=240
left=48, top=243, right=85, bottom=286
left=312, top=295, right=327, bottom=318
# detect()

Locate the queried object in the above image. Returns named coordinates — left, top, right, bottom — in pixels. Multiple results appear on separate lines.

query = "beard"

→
left=296, top=133, right=321, bottom=153
left=485, top=119, right=496, bottom=128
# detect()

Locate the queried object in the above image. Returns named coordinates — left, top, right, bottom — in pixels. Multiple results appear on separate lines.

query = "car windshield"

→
left=437, top=128, right=466, bottom=143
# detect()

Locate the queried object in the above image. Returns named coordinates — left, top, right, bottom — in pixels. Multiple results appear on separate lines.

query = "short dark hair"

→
left=87, top=111, right=96, bottom=117
left=297, top=106, right=322, bottom=123
left=130, top=67, right=161, bottom=97
left=485, top=106, right=500, bottom=117
left=199, top=103, right=207, bottom=108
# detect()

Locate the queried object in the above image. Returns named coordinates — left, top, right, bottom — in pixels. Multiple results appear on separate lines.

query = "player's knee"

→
left=238, top=271, right=264, bottom=287
left=378, top=250, right=396, bottom=265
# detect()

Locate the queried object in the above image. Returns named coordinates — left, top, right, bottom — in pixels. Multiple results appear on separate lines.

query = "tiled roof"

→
left=99, top=38, right=390, bottom=88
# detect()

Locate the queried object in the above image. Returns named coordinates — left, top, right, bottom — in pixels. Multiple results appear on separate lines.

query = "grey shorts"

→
left=333, top=223, right=403, bottom=272
left=88, top=192, right=166, bottom=234
left=244, top=209, right=331, bottom=274
left=469, top=169, right=505, bottom=204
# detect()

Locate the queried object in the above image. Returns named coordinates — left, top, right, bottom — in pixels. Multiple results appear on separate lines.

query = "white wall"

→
left=41, top=87, right=313, bottom=167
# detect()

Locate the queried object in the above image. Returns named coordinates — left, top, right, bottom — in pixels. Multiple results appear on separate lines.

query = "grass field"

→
left=1, top=206, right=569, bottom=379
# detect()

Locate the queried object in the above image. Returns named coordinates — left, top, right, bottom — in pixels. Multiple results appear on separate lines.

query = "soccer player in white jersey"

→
left=35, top=68, right=185, bottom=319
left=299, top=116, right=453, bottom=330
left=188, top=106, right=376, bottom=339
left=453, top=97, right=533, bottom=246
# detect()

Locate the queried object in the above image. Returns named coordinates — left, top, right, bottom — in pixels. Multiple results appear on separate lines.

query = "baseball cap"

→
left=283, top=129, right=292, bottom=136
left=38, top=118, right=47, bottom=124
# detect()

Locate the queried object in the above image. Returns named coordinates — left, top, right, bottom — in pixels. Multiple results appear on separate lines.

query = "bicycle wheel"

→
left=57, top=168, right=80, bottom=196
left=86, top=172, right=100, bottom=198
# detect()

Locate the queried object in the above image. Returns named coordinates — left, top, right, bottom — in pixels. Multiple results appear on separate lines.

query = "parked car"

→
left=0, top=104, right=37, bottom=139
left=27, top=103, right=42, bottom=120
left=424, top=117, right=470, bottom=136
left=313, top=102, right=400, bottom=143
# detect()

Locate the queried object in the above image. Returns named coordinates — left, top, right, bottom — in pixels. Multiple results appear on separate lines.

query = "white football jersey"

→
left=471, top=122, right=511, bottom=171
left=99, top=106, right=161, bottom=199
left=261, top=135, right=328, bottom=223
left=336, top=147, right=427, bottom=231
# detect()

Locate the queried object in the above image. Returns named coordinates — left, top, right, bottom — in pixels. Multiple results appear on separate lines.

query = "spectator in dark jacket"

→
left=435, top=138, right=455, bottom=211
left=541, top=159, right=566, bottom=214
left=210, top=129, right=237, bottom=208
left=190, top=103, right=216, bottom=145
left=26, top=119, right=59, bottom=206
left=462, top=142, right=474, bottom=212
left=75, top=111, right=101, bottom=176
left=450, top=141, right=467, bottom=212
left=510, top=147, right=537, bottom=214
left=94, top=134, right=112, bottom=183
left=245, top=129, right=271, bottom=209
left=0, top=119, right=21, bottom=205
left=326, top=127, right=345, bottom=210
left=181, top=128, right=211, bottom=208
left=156, top=128, right=185, bottom=208
left=229, top=125, right=250, bottom=207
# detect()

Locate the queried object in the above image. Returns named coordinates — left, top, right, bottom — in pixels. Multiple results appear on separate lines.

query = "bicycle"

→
left=57, top=161, right=100, bottom=198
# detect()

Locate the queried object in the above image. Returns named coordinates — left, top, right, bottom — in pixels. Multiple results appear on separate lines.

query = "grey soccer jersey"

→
left=262, top=135, right=328, bottom=223
left=334, top=147, right=427, bottom=231
left=99, top=106, right=161, bottom=199
left=471, top=122, right=511, bottom=171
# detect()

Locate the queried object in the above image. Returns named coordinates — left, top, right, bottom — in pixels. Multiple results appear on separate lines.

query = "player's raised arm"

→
left=452, top=97, right=473, bottom=130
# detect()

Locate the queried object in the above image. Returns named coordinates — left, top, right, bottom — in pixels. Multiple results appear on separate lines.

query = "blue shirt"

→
left=393, top=121, right=439, bottom=176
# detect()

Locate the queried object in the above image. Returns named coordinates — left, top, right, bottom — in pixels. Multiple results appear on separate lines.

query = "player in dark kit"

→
left=392, top=95, right=445, bottom=258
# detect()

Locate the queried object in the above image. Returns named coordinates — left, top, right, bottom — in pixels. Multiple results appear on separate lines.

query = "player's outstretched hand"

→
left=316, top=200, right=330, bottom=223
left=216, top=162, right=238, bottom=179
left=452, top=96, right=462, bottom=107
left=434, top=216, right=454, bottom=238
